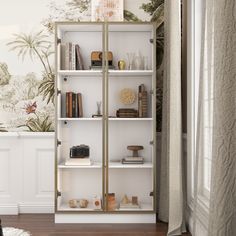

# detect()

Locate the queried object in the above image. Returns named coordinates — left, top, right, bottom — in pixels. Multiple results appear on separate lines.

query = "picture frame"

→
left=91, top=0, right=124, bottom=22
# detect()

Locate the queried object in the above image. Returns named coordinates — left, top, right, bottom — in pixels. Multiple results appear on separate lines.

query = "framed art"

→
left=91, top=0, right=124, bottom=22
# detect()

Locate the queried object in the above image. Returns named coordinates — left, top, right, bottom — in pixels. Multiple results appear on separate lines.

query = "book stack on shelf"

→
left=121, top=156, right=144, bottom=164
left=116, top=108, right=138, bottom=118
left=138, top=84, right=148, bottom=118
left=65, top=92, right=83, bottom=118
left=121, top=145, right=144, bottom=164
left=61, top=42, right=84, bottom=70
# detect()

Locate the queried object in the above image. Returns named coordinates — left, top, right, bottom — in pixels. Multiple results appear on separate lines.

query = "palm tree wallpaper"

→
left=0, top=0, right=164, bottom=132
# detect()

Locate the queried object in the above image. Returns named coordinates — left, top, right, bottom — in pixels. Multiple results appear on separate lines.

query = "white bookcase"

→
left=55, top=22, right=156, bottom=223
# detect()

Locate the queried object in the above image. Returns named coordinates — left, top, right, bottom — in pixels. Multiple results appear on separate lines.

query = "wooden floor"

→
left=0, top=214, right=191, bottom=236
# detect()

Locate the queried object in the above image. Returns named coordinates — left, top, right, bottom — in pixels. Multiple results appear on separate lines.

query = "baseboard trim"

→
left=55, top=213, right=156, bottom=223
left=19, top=203, right=54, bottom=213
left=0, top=204, right=19, bottom=215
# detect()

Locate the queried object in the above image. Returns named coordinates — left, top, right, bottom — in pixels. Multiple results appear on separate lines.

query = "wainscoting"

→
left=0, top=133, right=188, bottom=217
left=0, top=133, right=54, bottom=214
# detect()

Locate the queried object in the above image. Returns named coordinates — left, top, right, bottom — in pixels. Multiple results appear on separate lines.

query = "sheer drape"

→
left=194, top=0, right=236, bottom=235
left=159, top=0, right=186, bottom=235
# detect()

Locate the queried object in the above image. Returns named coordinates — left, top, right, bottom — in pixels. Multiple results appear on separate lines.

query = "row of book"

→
left=61, top=42, right=84, bottom=70
left=65, top=92, right=83, bottom=118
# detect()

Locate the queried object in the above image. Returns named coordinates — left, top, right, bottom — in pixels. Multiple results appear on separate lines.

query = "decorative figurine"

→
left=79, top=199, right=89, bottom=208
left=68, top=199, right=78, bottom=208
left=118, top=60, right=126, bottom=70
left=92, top=101, right=102, bottom=117
left=121, top=194, right=130, bottom=204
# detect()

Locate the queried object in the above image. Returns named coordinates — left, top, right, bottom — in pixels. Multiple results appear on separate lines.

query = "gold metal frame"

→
left=54, top=21, right=157, bottom=214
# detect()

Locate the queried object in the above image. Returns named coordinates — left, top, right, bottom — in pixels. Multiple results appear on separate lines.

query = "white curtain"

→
left=194, top=0, right=236, bottom=235
left=159, top=0, right=186, bottom=235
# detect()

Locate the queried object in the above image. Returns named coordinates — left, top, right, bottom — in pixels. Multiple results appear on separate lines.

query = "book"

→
left=78, top=93, right=83, bottom=117
left=72, top=93, right=77, bottom=117
left=123, top=157, right=144, bottom=162
left=65, top=43, right=70, bottom=70
left=66, top=92, right=69, bottom=117
left=60, top=44, right=66, bottom=70
left=72, top=43, right=76, bottom=70
left=65, top=158, right=92, bottom=166
left=66, top=92, right=73, bottom=118
left=75, top=44, right=84, bottom=70
left=121, top=158, right=144, bottom=164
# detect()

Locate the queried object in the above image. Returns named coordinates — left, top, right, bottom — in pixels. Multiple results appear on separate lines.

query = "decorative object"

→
left=3, top=227, right=31, bottom=236
left=119, top=88, right=136, bottom=105
left=127, top=52, right=135, bottom=70
left=118, top=60, right=126, bottom=70
left=79, top=199, right=89, bottom=208
left=107, top=193, right=116, bottom=211
left=92, top=195, right=102, bottom=210
left=92, top=101, right=102, bottom=118
left=68, top=199, right=78, bottom=208
left=127, top=145, right=143, bottom=157
left=119, top=195, right=140, bottom=209
left=121, top=194, right=130, bottom=204
left=132, top=196, right=138, bottom=205
left=116, top=108, right=138, bottom=118
left=91, top=0, right=124, bottom=22
left=121, top=145, right=144, bottom=164
left=143, top=56, right=148, bottom=70
left=70, top=145, right=90, bottom=158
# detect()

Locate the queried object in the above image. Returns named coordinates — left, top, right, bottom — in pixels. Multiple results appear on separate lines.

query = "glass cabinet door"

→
left=106, top=23, right=156, bottom=212
left=56, top=23, right=104, bottom=212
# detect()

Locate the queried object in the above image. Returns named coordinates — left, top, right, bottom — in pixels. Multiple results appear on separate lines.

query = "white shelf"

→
left=109, top=118, right=153, bottom=121
left=117, top=203, right=153, bottom=211
left=58, top=118, right=102, bottom=121
left=58, top=203, right=102, bottom=212
left=58, top=70, right=102, bottom=77
left=57, top=70, right=153, bottom=77
left=109, top=162, right=153, bottom=169
left=109, top=70, right=153, bottom=77
left=58, top=162, right=102, bottom=169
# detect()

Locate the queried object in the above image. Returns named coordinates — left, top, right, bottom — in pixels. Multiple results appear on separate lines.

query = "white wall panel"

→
left=0, top=133, right=54, bottom=214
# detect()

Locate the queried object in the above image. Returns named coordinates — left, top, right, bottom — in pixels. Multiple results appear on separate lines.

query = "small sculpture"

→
left=79, top=199, right=89, bottom=208
left=121, top=194, right=130, bottom=204
left=92, top=101, right=102, bottom=117
left=119, top=88, right=136, bottom=105
left=127, top=145, right=144, bottom=157
left=118, top=60, right=126, bottom=70
left=68, top=199, right=78, bottom=208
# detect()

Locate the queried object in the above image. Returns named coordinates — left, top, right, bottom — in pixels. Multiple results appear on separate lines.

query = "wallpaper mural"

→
left=0, top=0, right=164, bottom=132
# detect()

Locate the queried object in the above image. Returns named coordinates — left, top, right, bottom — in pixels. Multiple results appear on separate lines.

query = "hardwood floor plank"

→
left=0, top=214, right=191, bottom=236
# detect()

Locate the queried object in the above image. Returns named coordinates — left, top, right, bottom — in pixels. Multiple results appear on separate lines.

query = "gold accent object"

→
left=118, top=60, right=126, bottom=70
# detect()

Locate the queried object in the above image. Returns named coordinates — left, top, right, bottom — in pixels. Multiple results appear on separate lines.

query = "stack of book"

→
left=138, top=84, right=148, bottom=117
left=65, top=158, right=91, bottom=166
left=90, top=65, right=115, bottom=70
left=116, top=108, right=138, bottom=118
left=61, top=42, right=84, bottom=70
left=121, top=156, right=144, bottom=164
left=65, top=92, right=83, bottom=118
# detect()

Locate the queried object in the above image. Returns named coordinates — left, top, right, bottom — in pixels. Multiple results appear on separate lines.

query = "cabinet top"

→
left=55, top=21, right=156, bottom=33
